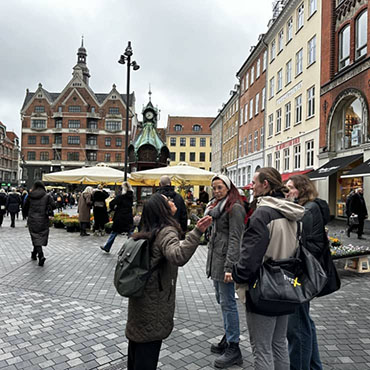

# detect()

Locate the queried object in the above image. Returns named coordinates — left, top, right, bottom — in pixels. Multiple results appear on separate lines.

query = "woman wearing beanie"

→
left=100, top=181, right=134, bottom=253
left=205, top=174, right=245, bottom=368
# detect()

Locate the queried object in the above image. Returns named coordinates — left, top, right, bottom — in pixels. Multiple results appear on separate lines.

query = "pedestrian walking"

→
left=232, top=167, right=305, bottom=370
left=100, top=181, right=133, bottom=253
left=205, top=174, right=245, bottom=368
left=78, top=186, right=93, bottom=236
left=21, top=190, right=28, bottom=220
left=285, top=174, right=330, bottom=370
left=92, top=185, right=109, bottom=236
left=125, top=193, right=212, bottom=370
left=6, top=188, right=21, bottom=228
left=347, top=187, right=368, bottom=239
left=56, top=192, right=64, bottom=212
left=0, top=189, right=7, bottom=227
left=23, top=181, right=56, bottom=267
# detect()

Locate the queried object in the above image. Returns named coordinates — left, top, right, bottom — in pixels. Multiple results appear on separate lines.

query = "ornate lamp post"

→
left=118, top=41, right=140, bottom=181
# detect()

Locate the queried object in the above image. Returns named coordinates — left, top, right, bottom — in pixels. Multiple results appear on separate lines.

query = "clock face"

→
left=145, top=111, right=154, bottom=120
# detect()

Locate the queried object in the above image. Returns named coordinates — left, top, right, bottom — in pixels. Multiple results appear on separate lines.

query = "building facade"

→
left=264, top=0, right=322, bottom=181
left=210, top=113, right=223, bottom=174
left=0, top=122, right=19, bottom=188
left=237, top=39, right=267, bottom=187
left=309, top=0, right=369, bottom=217
left=20, top=41, right=138, bottom=189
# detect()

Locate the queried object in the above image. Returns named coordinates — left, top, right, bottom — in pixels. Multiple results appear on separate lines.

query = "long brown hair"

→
left=288, top=175, right=318, bottom=205
left=256, top=167, right=287, bottom=196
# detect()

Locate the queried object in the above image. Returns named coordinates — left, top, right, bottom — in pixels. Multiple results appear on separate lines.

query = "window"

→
left=297, top=3, right=304, bottom=30
left=309, top=0, right=317, bottom=16
left=306, top=140, right=314, bottom=167
left=40, top=152, right=49, bottom=161
left=190, top=138, right=196, bottom=146
left=254, top=130, right=258, bottom=151
left=31, top=120, right=46, bottom=129
left=339, top=25, right=350, bottom=69
left=248, top=134, right=252, bottom=153
left=276, top=109, right=282, bottom=134
left=170, top=152, right=176, bottom=161
left=106, top=121, right=121, bottom=132
left=87, top=136, right=97, bottom=145
left=249, top=98, right=254, bottom=119
left=286, top=60, right=292, bottom=85
left=241, top=78, right=245, bottom=91
left=268, top=114, right=274, bottom=137
left=58, top=106, right=62, bottom=112
left=270, top=40, right=276, bottom=61
left=251, top=66, right=255, bottom=85
left=28, top=136, right=36, bottom=144
left=105, top=153, right=111, bottom=162
left=68, top=120, right=80, bottom=129
left=180, top=152, right=185, bottom=161
left=356, top=11, right=367, bottom=59
left=180, top=137, right=186, bottom=146
left=294, top=145, right=301, bottom=169
left=267, top=153, right=272, bottom=167
left=263, top=50, right=267, bottom=71
left=190, top=152, right=195, bottom=161
left=108, top=107, right=120, bottom=114
left=116, top=138, right=122, bottom=147
left=27, top=151, right=36, bottom=160
left=68, top=105, right=81, bottom=113
left=34, top=106, right=45, bottom=113
left=174, top=124, right=182, bottom=132
left=87, top=121, right=97, bottom=129
left=199, top=152, right=205, bottom=162
left=284, top=148, right=290, bottom=171
left=255, top=93, right=260, bottom=115
left=105, top=137, right=111, bottom=147
left=41, top=136, right=49, bottom=144
left=262, top=87, right=266, bottom=110
left=307, top=86, right=315, bottom=118
left=244, top=104, right=248, bottom=122
left=55, top=119, right=62, bottom=128
left=200, top=138, right=206, bottom=147
left=239, top=139, right=242, bottom=156
left=115, top=153, right=122, bottom=162
left=269, top=77, right=275, bottom=98
left=91, top=107, right=95, bottom=113
left=256, top=59, right=261, bottom=78
left=295, top=95, right=302, bottom=124
left=296, top=49, right=303, bottom=75
left=67, top=152, right=79, bottom=161
left=275, top=151, right=280, bottom=171
left=277, top=69, right=283, bottom=92
left=170, top=137, right=176, bottom=146
left=246, top=72, right=249, bottom=89
left=87, top=152, right=97, bottom=161
left=287, top=18, right=293, bottom=42
left=285, top=102, right=291, bottom=129
left=55, top=135, right=62, bottom=144
left=68, top=136, right=80, bottom=145
left=260, top=127, right=265, bottom=149
left=308, top=35, right=316, bottom=65
left=193, top=124, right=201, bottom=132
left=278, top=30, right=284, bottom=52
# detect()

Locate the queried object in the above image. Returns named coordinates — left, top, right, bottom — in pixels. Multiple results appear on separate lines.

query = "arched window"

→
left=339, top=25, right=350, bottom=70
left=192, top=124, right=201, bottom=132
left=356, top=10, right=367, bottom=59
left=174, top=124, right=182, bottom=132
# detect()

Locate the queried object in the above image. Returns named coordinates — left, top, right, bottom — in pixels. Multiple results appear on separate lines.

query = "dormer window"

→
left=34, top=106, right=45, bottom=113
left=193, top=124, right=201, bottom=132
left=174, top=124, right=182, bottom=132
left=111, top=95, right=117, bottom=99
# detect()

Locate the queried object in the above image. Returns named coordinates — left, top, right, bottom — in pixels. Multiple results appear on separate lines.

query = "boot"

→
left=38, top=252, right=46, bottom=267
left=31, top=251, right=37, bottom=260
left=211, top=334, right=227, bottom=354
left=214, top=342, right=243, bottom=369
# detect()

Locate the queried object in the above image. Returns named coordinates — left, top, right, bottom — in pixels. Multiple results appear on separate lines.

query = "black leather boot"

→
left=211, top=334, right=227, bottom=354
left=31, top=251, right=37, bottom=260
left=38, top=251, right=46, bottom=267
left=214, top=342, right=243, bottom=368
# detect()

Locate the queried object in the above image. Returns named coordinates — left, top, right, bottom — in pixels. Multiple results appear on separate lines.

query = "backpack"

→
left=114, top=238, right=160, bottom=298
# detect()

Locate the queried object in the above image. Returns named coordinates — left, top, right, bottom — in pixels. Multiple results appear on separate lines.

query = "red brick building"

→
left=309, top=0, right=369, bottom=217
left=20, top=41, right=137, bottom=189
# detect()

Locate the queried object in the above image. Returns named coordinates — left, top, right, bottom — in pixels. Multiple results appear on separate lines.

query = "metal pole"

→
left=124, top=42, right=131, bottom=181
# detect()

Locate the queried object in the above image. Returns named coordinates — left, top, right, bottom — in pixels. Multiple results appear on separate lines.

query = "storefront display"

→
left=336, top=172, right=363, bottom=218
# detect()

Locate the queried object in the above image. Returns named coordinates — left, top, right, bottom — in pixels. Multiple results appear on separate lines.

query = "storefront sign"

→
left=276, top=137, right=300, bottom=150
left=318, top=166, right=340, bottom=174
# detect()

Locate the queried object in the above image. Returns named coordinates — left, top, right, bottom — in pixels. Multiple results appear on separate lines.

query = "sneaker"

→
left=100, top=246, right=110, bottom=253
left=211, top=334, right=227, bottom=354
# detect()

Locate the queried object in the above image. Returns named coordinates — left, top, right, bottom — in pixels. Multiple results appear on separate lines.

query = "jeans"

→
left=213, top=280, right=240, bottom=343
left=103, top=232, right=118, bottom=252
left=287, top=302, right=322, bottom=370
left=127, top=339, right=162, bottom=370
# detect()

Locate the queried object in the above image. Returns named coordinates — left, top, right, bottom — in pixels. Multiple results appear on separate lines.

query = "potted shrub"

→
left=63, top=219, right=80, bottom=232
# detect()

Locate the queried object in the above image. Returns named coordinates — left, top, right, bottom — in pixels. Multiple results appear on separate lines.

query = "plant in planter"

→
left=53, top=213, right=70, bottom=228
left=63, top=219, right=80, bottom=232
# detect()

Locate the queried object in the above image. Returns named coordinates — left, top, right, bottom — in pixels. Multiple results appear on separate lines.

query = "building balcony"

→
left=86, top=128, right=99, bottom=134
left=52, top=143, right=62, bottom=149
left=52, top=112, right=63, bottom=118
left=86, top=144, right=98, bottom=150
left=30, top=126, right=47, bottom=131
left=51, top=159, right=61, bottom=164
left=31, top=112, right=47, bottom=118
left=52, top=127, right=63, bottom=132
left=87, top=112, right=101, bottom=119
left=106, top=114, right=122, bottom=119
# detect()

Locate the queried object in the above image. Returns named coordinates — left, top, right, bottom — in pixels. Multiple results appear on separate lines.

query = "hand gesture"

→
left=196, top=215, right=212, bottom=233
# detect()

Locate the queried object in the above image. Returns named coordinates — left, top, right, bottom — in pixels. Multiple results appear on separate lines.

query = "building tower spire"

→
left=148, top=84, right=152, bottom=102
left=73, top=36, right=90, bottom=85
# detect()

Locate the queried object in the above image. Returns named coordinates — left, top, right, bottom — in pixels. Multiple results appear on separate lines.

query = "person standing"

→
left=78, top=186, right=93, bottom=236
left=125, top=193, right=212, bottom=370
left=100, top=182, right=134, bottom=253
left=23, top=181, right=56, bottom=266
left=232, top=167, right=305, bottom=370
left=92, top=185, right=109, bottom=236
left=347, top=187, right=368, bottom=239
left=21, top=190, right=28, bottom=220
left=0, top=189, right=7, bottom=227
left=285, top=174, right=330, bottom=370
left=205, top=174, right=245, bottom=368
left=6, top=188, right=21, bottom=228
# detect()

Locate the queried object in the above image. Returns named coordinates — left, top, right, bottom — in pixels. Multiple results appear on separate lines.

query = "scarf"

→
left=204, top=196, right=228, bottom=220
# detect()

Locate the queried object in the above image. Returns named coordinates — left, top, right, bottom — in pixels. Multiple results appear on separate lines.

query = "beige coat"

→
left=78, top=193, right=92, bottom=222
left=125, top=226, right=202, bottom=343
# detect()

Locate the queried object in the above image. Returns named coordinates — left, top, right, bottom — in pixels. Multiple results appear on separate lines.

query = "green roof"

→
left=133, top=122, right=165, bottom=153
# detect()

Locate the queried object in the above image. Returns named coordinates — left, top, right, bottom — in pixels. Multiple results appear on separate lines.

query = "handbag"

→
left=248, top=222, right=328, bottom=316
left=349, top=214, right=359, bottom=226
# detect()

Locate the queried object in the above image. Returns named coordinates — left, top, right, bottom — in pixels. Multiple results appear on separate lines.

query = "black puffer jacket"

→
left=0, top=193, right=7, bottom=215
left=349, top=192, right=368, bottom=219
left=110, top=191, right=133, bottom=233
left=6, top=192, right=21, bottom=213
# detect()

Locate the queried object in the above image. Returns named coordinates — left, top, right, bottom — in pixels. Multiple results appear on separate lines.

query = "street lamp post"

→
left=118, top=41, right=140, bottom=181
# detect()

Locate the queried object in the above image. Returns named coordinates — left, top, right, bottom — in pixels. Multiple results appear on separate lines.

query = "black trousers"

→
left=10, top=212, right=16, bottom=227
left=33, top=245, right=44, bottom=258
left=0, top=213, right=3, bottom=226
left=348, top=217, right=365, bottom=237
left=127, top=339, right=162, bottom=370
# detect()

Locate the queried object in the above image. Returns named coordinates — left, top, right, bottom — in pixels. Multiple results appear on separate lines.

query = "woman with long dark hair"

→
left=23, top=181, right=56, bottom=266
left=125, top=193, right=212, bottom=370
left=205, top=174, right=246, bottom=368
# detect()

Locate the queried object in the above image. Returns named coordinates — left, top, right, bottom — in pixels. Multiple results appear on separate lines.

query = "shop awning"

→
left=307, top=154, right=363, bottom=180
left=281, top=170, right=312, bottom=182
left=341, top=159, right=370, bottom=178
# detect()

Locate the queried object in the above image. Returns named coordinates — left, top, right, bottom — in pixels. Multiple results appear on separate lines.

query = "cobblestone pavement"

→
left=1, top=212, right=370, bottom=369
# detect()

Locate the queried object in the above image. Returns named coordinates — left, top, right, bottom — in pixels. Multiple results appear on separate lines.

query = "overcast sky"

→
left=0, top=0, right=272, bottom=136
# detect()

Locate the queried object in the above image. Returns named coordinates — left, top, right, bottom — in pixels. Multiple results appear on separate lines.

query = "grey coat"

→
left=125, top=226, right=202, bottom=343
left=78, top=193, right=92, bottom=222
left=206, top=202, right=245, bottom=281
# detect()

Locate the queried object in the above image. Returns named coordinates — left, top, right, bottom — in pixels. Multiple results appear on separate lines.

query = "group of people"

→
left=0, top=187, right=26, bottom=227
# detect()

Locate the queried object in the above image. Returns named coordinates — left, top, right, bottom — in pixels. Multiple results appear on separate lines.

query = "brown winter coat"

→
left=78, top=193, right=92, bottom=222
left=125, top=225, right=203, bottom=343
